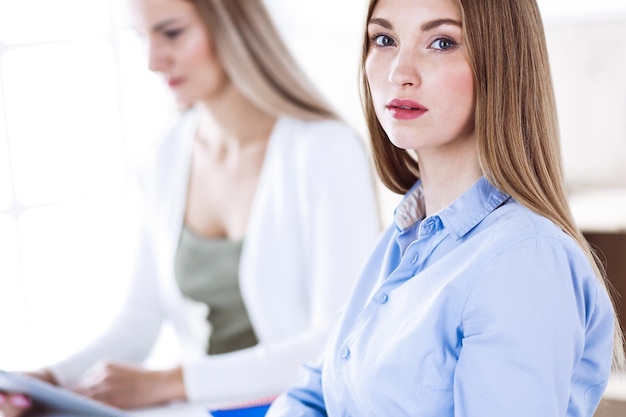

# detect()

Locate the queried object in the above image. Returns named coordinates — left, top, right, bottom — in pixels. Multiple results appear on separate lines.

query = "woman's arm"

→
left=266, top=362, right=328, bottom=417
left=455, top=237, right=614, bottom=417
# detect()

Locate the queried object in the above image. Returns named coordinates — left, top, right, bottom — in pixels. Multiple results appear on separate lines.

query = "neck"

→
left=195, top=84, right=276, bottom=149
left=417, top=139, right=483, bottom=216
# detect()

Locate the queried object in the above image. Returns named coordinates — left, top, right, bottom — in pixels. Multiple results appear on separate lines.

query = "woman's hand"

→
left=0, top=392, right=33, bottom=417
left=72, top=362, right=186, bottom=410
left=0, top=369, right=55, bottom=417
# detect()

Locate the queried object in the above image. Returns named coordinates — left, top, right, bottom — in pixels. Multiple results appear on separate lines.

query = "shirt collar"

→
left=393, top=176, right=510, bottom=240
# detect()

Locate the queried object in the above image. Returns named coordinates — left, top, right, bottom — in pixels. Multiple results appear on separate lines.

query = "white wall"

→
left=544, top=14, right=626, bottom=190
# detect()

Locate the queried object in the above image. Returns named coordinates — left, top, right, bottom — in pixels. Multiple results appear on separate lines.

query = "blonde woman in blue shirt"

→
left=266, top=0, right=625, bottom=416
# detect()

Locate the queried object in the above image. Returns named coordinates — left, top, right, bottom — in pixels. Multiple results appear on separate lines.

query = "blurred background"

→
left=0, top=0, right=625, bottom=381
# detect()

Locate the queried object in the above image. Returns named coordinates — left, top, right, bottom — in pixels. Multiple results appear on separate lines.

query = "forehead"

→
left=128, top=0, right=196, bottom=29
left=369, top=0, right=461, bottom=26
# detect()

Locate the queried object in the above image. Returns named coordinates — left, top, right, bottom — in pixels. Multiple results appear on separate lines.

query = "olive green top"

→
left=175, top=225, right=258, bottom=355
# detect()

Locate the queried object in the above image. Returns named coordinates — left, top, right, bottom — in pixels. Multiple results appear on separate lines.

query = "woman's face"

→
left=365, top=0, right=475, bottom=152
left=129, top=0, right=229, bottom=107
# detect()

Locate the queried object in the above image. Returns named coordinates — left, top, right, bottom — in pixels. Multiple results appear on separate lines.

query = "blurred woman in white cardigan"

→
left=0, top=0, right=381, bottom=415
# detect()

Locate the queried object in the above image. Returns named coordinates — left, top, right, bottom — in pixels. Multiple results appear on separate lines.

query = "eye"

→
left=163, top=28, right=184, bottom=40
left=371, top=34, right=396, bottom=47
left=429, top=38, right=456, bottom=51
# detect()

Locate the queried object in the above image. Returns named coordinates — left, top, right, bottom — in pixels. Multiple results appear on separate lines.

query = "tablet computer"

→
left=0, top=370, right=128, bottom=417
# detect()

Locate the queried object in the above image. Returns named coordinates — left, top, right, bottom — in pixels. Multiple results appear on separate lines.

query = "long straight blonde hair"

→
left=359, top=0, right=625, bottom=369
left=187, top=0, right=337, bottom=121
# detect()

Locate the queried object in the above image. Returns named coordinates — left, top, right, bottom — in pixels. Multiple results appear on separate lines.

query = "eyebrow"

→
left=368, top=17, right=462, bottom=32
left=421, top=18, right=461, bottom=32
left=152, top=18, right=180, bottom=33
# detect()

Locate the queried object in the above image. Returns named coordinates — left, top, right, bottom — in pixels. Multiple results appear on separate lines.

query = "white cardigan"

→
left=50, top=111, right=382, bottom=404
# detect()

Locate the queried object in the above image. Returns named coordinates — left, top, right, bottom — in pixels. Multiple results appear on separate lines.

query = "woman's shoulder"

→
left=270, top=117, right=372, bottom=177
left=481, top=199, right=590, bottom=267
left=155, top=109, right=196, bottom=156
left=277, top=116, right=366, bottom=150
left=136, top=109, right=194, bottom=172
left=128, top=109, right=195, bottom=197
left=488, top=199, right=566, bottom=238
left=462, top=200, right=602, bottom=312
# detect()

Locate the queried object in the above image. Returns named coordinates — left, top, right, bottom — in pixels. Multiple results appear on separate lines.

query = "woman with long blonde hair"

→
left=267, top=0, right=623, bottom=415
left=0, top=0, right=381, bottom=414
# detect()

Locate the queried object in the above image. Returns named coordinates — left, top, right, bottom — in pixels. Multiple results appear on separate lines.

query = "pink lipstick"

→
left=387, top=99, right=428, bottom=120
left=167, top=77, right=184, bottom=88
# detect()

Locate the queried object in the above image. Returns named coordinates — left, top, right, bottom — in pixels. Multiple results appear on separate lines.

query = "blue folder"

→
left=209, top=403, right=271, bottom=416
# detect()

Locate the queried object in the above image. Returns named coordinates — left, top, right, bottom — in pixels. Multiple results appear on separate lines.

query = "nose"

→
left=388, top=48, right=420, bottom=88
left=147, top=42, right=168, bottom=73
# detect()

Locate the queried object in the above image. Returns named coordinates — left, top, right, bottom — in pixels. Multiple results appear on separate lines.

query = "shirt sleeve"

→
left=265, top=361, right=328, bottom=417
left=454, top=236, right=614, bottom=417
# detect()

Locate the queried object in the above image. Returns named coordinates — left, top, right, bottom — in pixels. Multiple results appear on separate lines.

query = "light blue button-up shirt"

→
left=267, top=177, right=614, bottom=417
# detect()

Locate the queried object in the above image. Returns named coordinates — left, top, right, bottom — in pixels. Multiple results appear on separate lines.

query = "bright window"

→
left=0, top=0, right=109, bottom=44
left=3, top=42, right=124, bottom=206
left=0, top=0, right=174, bottom=370
left=0, top=215, right=25, bottom=365
left=0, top=96, right=12, bottom=211
left=15, top=199, right=134, bottom=368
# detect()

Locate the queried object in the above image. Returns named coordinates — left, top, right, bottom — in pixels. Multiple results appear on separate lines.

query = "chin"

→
left=174, top=96, right=194, bottom=111
left=388, top=135, right=420, bottom=151
left=177, top=101, right=194, bottom=111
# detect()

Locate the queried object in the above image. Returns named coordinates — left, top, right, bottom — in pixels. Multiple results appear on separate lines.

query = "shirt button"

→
left=411, top=253, right=418, bottom=264
left=376, top=293, right=388, bottom=304
left=340, top=347, right=351, bottom=360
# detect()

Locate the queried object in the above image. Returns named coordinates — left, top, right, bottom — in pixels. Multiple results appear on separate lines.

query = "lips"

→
left=387, top=99, right=428, bottom=120
left=167, top=77, right=184, bottom=88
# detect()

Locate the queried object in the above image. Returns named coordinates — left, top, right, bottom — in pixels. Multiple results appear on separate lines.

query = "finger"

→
left=0, top=393, right=6, bottom=417
left=72, top=383, right=110, bottom=402
left=8, top=395, right=31, bottom=409
left=0, top=393, right=32, bottom=409
left=0, top=393, right=32, bottom=417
